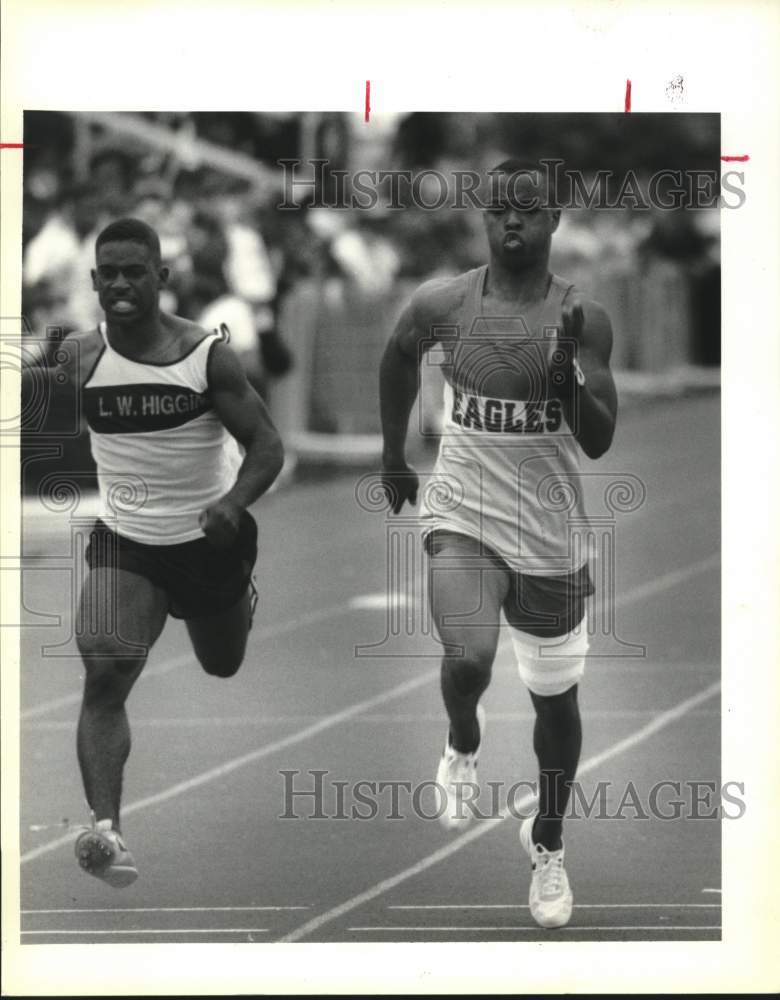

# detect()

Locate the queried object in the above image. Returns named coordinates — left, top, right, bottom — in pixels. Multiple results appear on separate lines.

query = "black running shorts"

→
left=85, top=511, right=258, bottom=620
left=425, top=528, right=593, bottom=638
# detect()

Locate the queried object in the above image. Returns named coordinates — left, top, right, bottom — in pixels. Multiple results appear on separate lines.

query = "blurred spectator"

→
left=206, top=179, right=278, bottom=333
left=637, top=207, right=716, bottom=266
left=24, top=279, right=71, bottom=341
left=131, top=175, right=191, bottom=313
left=68, top=187, right=118, bottom=330
left=328, top=210, right=402, bottom=296
left=637, top=208, right=720, bottom=365
left=315, top=113, right=351, bottom=206
left=23, top=183, right=113, bottom=333
left=185, top=211, right=292, bottom=400
left=23, top=199, right=81, bottom=292
left=261, top=201, right=329, bottom=294
left=390, top=199, right=483, bottom=280
left=89, top=149, right=134, bottom=208
left=185, top=212, right=258, bottom=370
left=392, top=113, right=449, bottom=169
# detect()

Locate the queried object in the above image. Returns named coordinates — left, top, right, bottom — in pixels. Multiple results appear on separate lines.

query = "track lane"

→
left=18, top=395, right=721, bottom=943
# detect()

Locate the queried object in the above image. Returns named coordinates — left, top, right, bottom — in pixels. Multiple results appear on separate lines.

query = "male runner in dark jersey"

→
left=26, top=218, right=284, bottom=887
left=379, top=160, right=617, bottom=928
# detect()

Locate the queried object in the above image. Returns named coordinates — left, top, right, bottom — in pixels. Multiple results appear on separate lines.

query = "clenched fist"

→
left=380, top=461, right=419, bottom=515
left=547, top=296, right=586, bottom=399
left=199, top=498, right=243, bottom=549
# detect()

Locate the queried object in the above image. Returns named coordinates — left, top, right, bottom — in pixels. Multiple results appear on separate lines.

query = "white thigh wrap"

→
left=509, top=613, right=590, bottom=696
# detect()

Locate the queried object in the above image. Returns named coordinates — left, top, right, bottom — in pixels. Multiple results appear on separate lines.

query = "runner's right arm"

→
left=20, top=330, right=88, bottom=418
left=379, top=298, right=426, bottom=514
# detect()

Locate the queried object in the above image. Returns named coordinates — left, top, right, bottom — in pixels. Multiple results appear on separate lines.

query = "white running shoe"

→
left=75, top=816, right=138, bottom=888
left=519, top=812, right=573, bottom=928
left=435, top=704, right=486, bottom=831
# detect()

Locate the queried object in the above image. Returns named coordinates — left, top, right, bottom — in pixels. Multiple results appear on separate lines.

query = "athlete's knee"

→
left=197, top=650, right=244, bottom=678
left=510, top=613, right=590, bottom=698
left=531, top=684, right=580, bottom=722
left=78, top=629, right=147, bottom=705
left=442, top=643, right=494, bottom=696
left=77, top=626, right=149, bottom=664
left=80, top=658, right=142, bottom=709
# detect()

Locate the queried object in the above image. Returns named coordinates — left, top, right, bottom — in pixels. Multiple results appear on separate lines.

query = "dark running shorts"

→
left=425, top=528, right=594, bottom=638
left=85, top=511, right=258, bottom=620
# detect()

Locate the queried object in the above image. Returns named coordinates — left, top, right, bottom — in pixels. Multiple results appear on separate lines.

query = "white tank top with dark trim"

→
left=83, top=324, right=242, bottom=544
left=421, top=265, right=590, bottom=575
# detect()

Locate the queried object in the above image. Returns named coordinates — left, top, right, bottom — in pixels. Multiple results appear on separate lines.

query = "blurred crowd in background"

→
left=20, top=111, right=721, bottom=482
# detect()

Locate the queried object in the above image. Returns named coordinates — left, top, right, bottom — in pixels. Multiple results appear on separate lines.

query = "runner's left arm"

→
left=201, top=340, right=284, bottom=546
left=549, top=296, right=618, bottom=459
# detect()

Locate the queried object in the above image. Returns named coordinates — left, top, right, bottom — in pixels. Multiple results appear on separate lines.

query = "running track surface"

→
left=17, top=394, right=721, bottom=944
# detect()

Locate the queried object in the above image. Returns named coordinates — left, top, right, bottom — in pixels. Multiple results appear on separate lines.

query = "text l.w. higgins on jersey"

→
left=83, top=383, right=213, bottom=434
left=450, top=389, right=563, bottom=434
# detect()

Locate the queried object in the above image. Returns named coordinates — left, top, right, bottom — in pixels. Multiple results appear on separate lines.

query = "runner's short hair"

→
left=96, top=218, right=162, bottom=263
left=488, top=157, right=559, bottom=209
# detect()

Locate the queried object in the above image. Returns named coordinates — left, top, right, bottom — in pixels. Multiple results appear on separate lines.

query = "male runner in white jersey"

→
left=379, top=160, right=617, bottom=928
left=26, top=218, right=284, bottom=887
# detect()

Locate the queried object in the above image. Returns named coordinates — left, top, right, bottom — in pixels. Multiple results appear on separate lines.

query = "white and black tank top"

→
left=82, top=324, right=241, bottom=544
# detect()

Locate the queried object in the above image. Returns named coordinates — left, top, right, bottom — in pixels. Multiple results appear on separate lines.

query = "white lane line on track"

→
left=346, top=925, right=721, bottom=933
left=21, top=659, right=720, bottom=727
left=349, top=593, right=405, bottom=610
left=605, top=552, right=719, bottom=606
left=20, top=668, right=439, bottom=864
left=21, top=928, right=269, bottom=936
left=23, top=905, right=307, bottom=914
left=21, top=600, right=358, bottom=720
left=20, top=552, right=719, bottom=867
left=388, top=903, right=721, bottom=910
left=278, top=678, right=720, bottom=943
left=23, top=703, right=720, bottom=731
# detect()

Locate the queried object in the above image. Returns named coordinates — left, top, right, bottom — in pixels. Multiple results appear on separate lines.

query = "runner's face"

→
left=483, top=174, right=560, bottom=268
left=92, top=240, right=167, bottom=325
